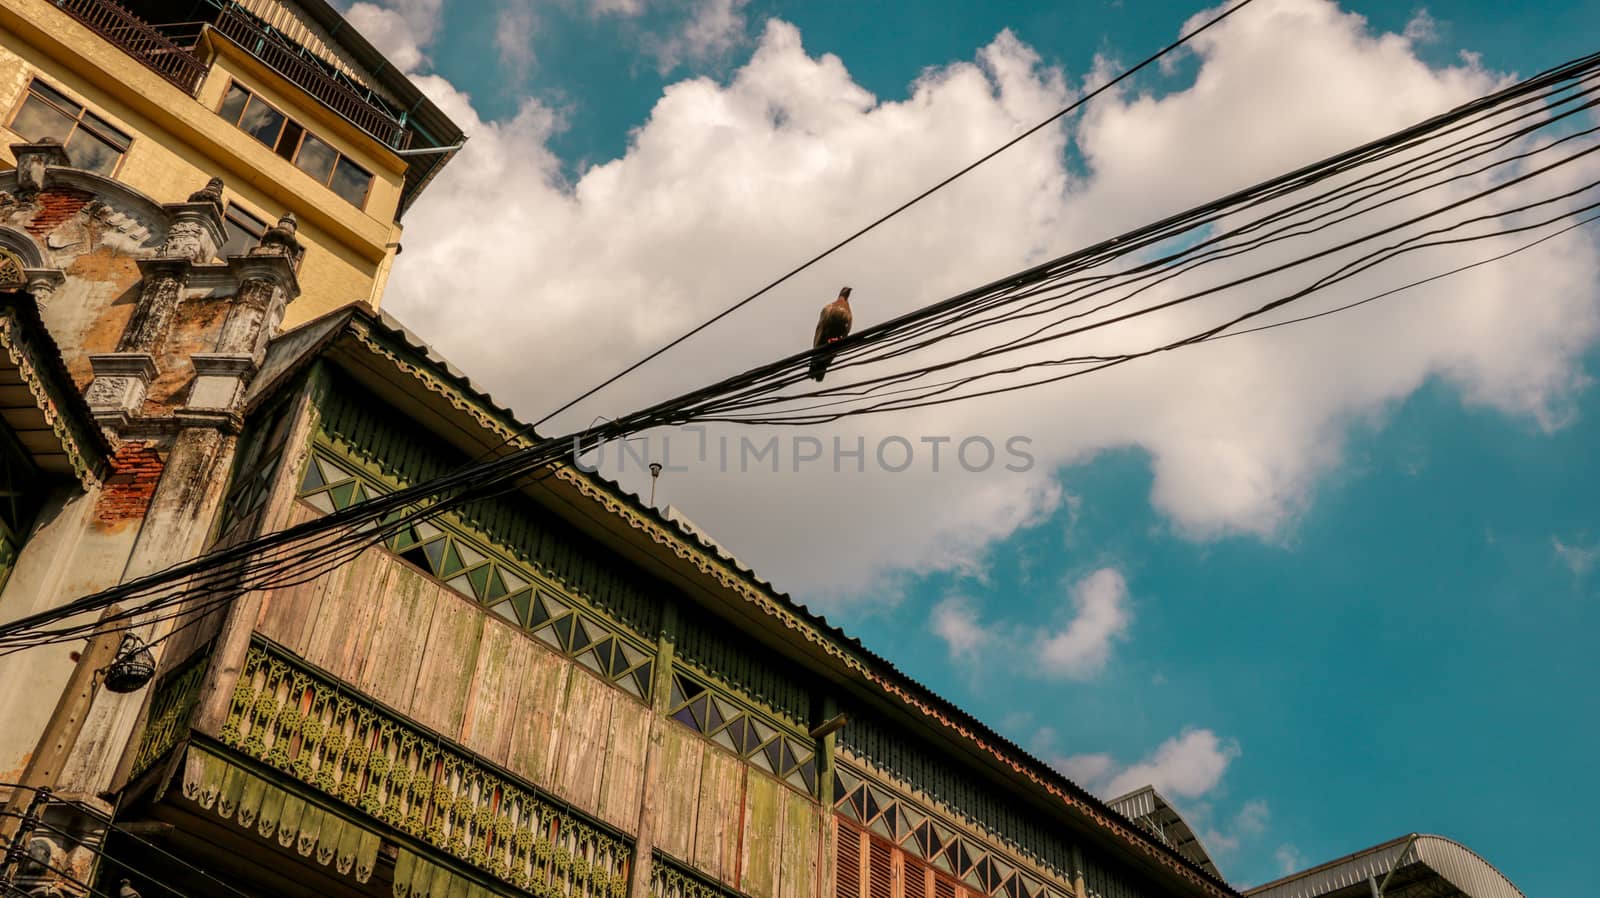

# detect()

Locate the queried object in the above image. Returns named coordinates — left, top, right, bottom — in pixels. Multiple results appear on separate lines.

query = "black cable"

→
left=1, top=45, right=1596, bottom=650
left=513, top=0, right=1266, bottom=435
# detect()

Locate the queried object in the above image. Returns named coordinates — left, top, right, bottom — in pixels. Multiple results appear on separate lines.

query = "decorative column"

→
left=21, top=269, right=64, bottom=307
left=87, top=179, right=227, bottom=427
left=182, top=214, right=301, bottom=420
left=117, top=184, right=226, bottom=354
left=83, top=353, right=158, bottom=427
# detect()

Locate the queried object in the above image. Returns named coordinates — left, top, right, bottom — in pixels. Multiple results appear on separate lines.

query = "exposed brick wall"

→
left=95, top=443, right=165, bottom=523
left=24, top=188, right=92, bottom=237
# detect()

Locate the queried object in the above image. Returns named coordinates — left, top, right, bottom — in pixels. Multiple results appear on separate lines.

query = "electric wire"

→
left=0, top=46, right=1597, bottom=653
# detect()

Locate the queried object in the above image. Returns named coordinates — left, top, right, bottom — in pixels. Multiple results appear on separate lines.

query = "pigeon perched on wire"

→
left=809, top=286, right=853, bottom=382
left=119, top=879, right=142, bottom=898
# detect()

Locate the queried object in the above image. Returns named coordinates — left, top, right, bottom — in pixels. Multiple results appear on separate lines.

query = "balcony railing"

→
left=55, top=0, right=208, bottom=94
left=211, top=5, right=411, bottom=150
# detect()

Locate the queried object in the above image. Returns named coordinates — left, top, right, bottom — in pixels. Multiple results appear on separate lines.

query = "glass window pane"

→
left=294, top=133, right=337, bottom=184
left=218, top=84, right=249, bottom=126
left=81, top=112, right=131, bottom=151
left=11, top=95, right=75, bottom=144
left=64, top=130, right=119, bottom=176
left=238, top=96, right=285, bottom=148
left=328, top=157, right=372, bottom=207
left=28, top=81, right=81, bottom=117
left=275, top=119, right=303, bottom=161
left=221, top=206, right=266, bottom=257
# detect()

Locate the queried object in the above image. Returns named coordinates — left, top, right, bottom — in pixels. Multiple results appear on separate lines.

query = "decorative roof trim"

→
left=0, top=291, right=110, bottom=486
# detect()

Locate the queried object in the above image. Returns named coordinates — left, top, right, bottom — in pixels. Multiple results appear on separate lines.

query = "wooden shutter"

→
left=837, top=820, right=868, bottom=898
left=867, top=836, right=895, bottom=898
left=931, top=869, right=958, bottom=898
left=903, top=856, right=932, bottom=898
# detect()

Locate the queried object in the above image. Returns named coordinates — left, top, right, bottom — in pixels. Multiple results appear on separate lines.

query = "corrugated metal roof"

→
left=1244, top=835, right=1525, bottom=898
left=1106, top=786, right=1223, bottom=881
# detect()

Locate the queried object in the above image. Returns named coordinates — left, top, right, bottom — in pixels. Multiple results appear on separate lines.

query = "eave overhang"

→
left=0, top=290, right=110, bottom=487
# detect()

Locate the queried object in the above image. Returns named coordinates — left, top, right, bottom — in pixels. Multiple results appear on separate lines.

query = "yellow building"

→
left=0, top=0, right=462, bottom=323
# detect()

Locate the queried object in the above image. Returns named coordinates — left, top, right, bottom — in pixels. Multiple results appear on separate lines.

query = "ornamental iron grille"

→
left=222, top=641, right=632, bottom=895
left=296, top=446, right=656, bottom=701
left=666, top=667, right=818, bottom=796
left=0, top=248, right=25, bottom=286
left=129, top=650, right=210, bottom=776
left=650, top=854, right=747, bottom=898
left=834, top=765, right=1069, bottom=898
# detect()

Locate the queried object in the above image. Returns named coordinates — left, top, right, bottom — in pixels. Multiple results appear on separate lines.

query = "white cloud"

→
left=930, top=597, right=991, bottom=661
left=1553, top=535, right=1600, bottom=577
left=1037, top=567, right=1132, bottom=678
left=1275, top=844, right=1304, bottom=876
left=1051, top=728, right=1237, bottom=800
left=382, top=0, right=1600, bottom=605
left=1201, top=798, right=1269, bottom=855
left=645, top=0, right=750, bottom=72
left=344, top=0, right=444, bottom=72
left=1053, top=751, right=1116, bottom=787
left=1403, top=8, right=1439, bottom=44
left=496, top=4, right=539, bottom=80
left=1102, top=728, right=1240, bottom=799
left=928, top=568, right=1130, bottom=679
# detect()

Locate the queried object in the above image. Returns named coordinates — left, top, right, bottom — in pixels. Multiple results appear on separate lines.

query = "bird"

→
left=810, top=286, right=853, bottom=381
left=119, top=879, right=142, bottom=898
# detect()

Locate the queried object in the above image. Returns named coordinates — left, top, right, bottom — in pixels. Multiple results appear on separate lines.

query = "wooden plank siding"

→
left=693, top=743, right=745, bottom=886
left=506, top=641, right=572, bottom=786
left=598, top=693, right=652, bottom=832
left=652, top=724, right=705, bottom=862
left=550, top=664, right=615, bottom=814
left=741, top=769, right=787, bottom=898
left=458, top=616, right=531, bottom=766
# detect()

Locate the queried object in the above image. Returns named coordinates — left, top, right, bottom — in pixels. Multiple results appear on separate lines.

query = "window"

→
left=7, top=79, right=132, bottom=176
left=217, top=81, right=374, bottom=209
left=219, top=203, right=268, bottom=258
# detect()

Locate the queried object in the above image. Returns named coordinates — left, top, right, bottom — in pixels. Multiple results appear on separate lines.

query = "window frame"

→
left=5, top=76, right=133, bottom=178
left=220, top=201, right=270, bottom=258
left=215, top=78, right=374, bottom=210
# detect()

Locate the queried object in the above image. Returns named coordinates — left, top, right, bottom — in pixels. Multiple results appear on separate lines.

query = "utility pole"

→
left=0, top=605, right=126, bottom=844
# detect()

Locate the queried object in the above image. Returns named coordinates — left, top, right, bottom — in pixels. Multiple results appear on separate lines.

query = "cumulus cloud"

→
left=379, top=0, right=1600, bottom=604
left=1036, top=567, right=1132, bottom=678
left=929, top=568, right=1131, bottom=678
left=1275, top=844, right=1304, bottom=876
left=1051, top=727, right=1240, bottom=800
left=343, top=0, right=443, bottom=72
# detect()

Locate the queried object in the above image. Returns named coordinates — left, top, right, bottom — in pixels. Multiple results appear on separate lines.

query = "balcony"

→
left=54, top=0, right=208, bottom=94
left=54, top=0, right=412, bottom=150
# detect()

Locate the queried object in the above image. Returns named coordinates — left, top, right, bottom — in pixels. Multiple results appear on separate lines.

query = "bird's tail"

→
left=809, top=350, right=833, bottom=382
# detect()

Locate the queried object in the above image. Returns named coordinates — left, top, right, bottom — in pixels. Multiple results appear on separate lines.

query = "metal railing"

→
left=211, top=5, right=412, bottom=149
left=54, top=0, right=207, bottom=95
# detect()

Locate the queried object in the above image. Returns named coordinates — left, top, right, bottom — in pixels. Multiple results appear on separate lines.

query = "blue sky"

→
left=358, top=0, right=1600, bottom=891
